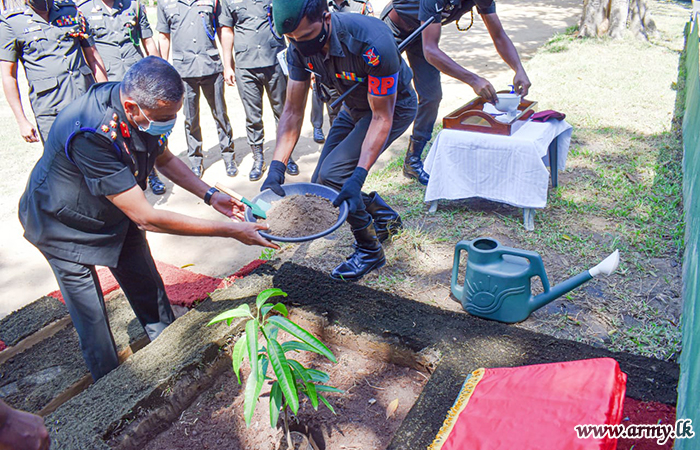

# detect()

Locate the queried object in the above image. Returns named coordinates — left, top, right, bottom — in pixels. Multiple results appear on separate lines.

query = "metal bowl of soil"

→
left=245, top=182, right=349, bottom=243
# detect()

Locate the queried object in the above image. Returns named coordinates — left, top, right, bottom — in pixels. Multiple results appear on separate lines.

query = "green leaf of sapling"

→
left=256, top=288, right=287, bottom=311
left=267, top=338, right=299, bottom=414
left=319, top=394, right=336, bottom=415
left=267, top=316, right=336, bottom=363
left=231, top=333, right=248, bottom=384
left=207, top=304, right=251, bottom=326
left=269, top=382, right=282, bottom=428
left=305, top=369, right=330, bottom=384
left=245, top=320, right=259, bottom=383
left=281, top=341, right=315, bottom=354
left=305, top=381, right=319, bottom=410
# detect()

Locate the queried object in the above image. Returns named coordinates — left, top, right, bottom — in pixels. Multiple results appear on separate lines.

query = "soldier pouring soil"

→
left=261, top=0, right=416, bottom=281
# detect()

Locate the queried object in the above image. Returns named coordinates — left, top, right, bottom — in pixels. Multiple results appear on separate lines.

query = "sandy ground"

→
left=0, top=0, right=581, bottom=318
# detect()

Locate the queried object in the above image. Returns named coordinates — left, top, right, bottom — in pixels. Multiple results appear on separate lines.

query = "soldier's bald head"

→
left=121, top=57, right=184, bottom=110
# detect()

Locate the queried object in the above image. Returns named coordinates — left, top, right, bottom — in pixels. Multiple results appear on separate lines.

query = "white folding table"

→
left=423, top=119, right=573, bottom=230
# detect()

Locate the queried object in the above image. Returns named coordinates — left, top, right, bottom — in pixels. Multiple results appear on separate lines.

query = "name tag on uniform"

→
left=90, top=15, right=104, bottom=20
left=24, top=25, right=42, bottom=33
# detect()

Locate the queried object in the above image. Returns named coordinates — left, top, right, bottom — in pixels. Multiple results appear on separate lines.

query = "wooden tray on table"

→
left=443, top=93, right=537, bottom=136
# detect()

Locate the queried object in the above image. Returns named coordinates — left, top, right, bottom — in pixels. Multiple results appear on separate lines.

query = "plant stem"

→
left=284, top=406, right=292, bottom=449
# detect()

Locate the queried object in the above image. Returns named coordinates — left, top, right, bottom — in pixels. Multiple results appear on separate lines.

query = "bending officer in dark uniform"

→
left=0, top=0, right=108, bottom=144
left=78, top=0, right=168, bottom=195
left=219, top=0, right=299, bottom=182
left=308, top=0, right=373, bottom=144
left=157, top=0, right=237, bottom=178
left=19, top=57, right=277, bottom=381
left=262, top=0, right=417, bottom=281
left=382, top=0, right=531, bottom=185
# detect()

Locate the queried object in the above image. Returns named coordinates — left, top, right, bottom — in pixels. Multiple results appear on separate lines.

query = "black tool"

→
left=329, top=15, right=436, bottom=110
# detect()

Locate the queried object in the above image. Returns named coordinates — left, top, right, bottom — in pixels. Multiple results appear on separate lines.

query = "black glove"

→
left=333, top=167, right=367, bottom=213
left=261, top=160, right=286, bottom=197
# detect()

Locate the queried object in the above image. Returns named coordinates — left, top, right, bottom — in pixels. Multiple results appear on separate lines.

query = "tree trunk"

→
left=579, top=0, right=655, bottom=40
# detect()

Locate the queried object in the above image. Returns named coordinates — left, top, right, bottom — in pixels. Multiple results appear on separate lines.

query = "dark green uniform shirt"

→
left=287, top=13, right=413, bottom=115
left=219, top=0, right=284, bottom=70
left=156, top=0, right=223, bottom=78
left=19, top=82, right=167, bottom=267
left=390, top=0, right=495, bottom=31
left=77, top=0, right=153, bottom=80
left=0, top=0, right=96, bottom=120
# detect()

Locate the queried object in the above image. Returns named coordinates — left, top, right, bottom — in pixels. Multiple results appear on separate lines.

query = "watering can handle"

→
left=498, top=248, right=551, bottom=292
left=451, top=240, right=472, bottom=300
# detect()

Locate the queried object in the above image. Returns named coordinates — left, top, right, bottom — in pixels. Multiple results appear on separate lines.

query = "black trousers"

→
left=311, top=92, right=417, bottom=229
left=182, top=72, right=234, bottom=167
left=384, top=15, right=442, bottom=145
left=44, top=223, right=175, bottom=381
left=235, top=65, right=287, bottom=147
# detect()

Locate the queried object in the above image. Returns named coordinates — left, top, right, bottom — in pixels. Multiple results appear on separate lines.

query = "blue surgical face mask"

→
left=135, top=103, right=177, bottom=136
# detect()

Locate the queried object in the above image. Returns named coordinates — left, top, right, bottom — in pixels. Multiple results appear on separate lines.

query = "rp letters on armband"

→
left=368, top=73, right=399, bottom=97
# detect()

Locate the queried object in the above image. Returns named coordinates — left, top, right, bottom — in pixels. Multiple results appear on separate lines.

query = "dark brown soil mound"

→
left=259, top=194, right=338, bottom=238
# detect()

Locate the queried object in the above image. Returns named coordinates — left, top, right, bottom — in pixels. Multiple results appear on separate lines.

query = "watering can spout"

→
left=531, top=250, right=620, bottom=312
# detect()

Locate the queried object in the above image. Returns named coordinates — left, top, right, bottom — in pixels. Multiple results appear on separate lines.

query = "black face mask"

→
left=292, top=19, right=329, bottom=57
left=28, top=0, right=53, bottom=11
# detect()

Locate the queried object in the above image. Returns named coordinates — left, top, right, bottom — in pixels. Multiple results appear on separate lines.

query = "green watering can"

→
left=451, top=238, right=620, bottom=323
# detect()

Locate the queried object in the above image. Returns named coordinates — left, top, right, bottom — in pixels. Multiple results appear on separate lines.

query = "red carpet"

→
left=48, top=260, right=266, bottom=308
left=618, top=398, right=677, bottom=450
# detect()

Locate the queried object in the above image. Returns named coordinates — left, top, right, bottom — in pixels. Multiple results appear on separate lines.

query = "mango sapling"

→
left=208, top=288, right=341, bottom=445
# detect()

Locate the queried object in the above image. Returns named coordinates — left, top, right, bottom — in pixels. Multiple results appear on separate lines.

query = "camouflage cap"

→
left=272, top=0, right=311, bottom=35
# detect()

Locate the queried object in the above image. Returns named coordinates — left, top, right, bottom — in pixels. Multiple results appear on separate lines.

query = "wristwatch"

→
left=204, top=187, right=219, bottom=205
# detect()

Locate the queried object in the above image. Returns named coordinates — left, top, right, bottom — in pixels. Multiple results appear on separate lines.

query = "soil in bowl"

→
left=258, top=194, right=338, bottom=239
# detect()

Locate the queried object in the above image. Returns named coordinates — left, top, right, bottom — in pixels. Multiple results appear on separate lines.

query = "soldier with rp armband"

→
left=261, top=0, right=417, bottom=281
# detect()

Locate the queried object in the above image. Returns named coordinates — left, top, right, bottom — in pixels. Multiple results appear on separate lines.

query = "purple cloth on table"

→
left=531, top=110, right=566, bottom=122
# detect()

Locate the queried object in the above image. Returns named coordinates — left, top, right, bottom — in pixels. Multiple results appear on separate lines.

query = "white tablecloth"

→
left=423, top=120, right=573, bottom=209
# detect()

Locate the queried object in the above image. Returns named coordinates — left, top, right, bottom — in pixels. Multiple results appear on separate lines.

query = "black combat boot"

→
left=403, top=136, right=430, bottom=186
left=331, top=221, right=386, bottom=281
left=364, top=191, right=402, bottom=243
left=222, top=152, right=238, bottom=177
left=249, top=144, right=266, bottom=181
left=148, top=169, right=166, bottom=195
left=286, top=156, right=299, bottom=176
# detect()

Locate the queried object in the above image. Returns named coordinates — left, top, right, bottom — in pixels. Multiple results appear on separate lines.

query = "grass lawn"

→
left=271, top=0, right=690, bottom=362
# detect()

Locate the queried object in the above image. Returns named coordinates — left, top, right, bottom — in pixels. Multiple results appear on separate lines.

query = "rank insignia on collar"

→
left=363, top=47, right=380, bottom=66
left=120, top=121, right=130, bottom=138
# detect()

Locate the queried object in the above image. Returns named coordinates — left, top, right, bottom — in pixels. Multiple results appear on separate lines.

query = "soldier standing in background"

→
left=308, top=0, right=373, bottom=144
left=78, top=0, right=168, bottom=194
left=219, top=0, right=298, bottom=181
left=157, top=0, right=237, bottom=179
left=0, top=0, right=108, bottom=144
left=382, top=0, right=531, bottom=186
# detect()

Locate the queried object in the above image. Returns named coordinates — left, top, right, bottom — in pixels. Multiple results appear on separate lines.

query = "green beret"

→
left=272, top=0, right=311, bottom=35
